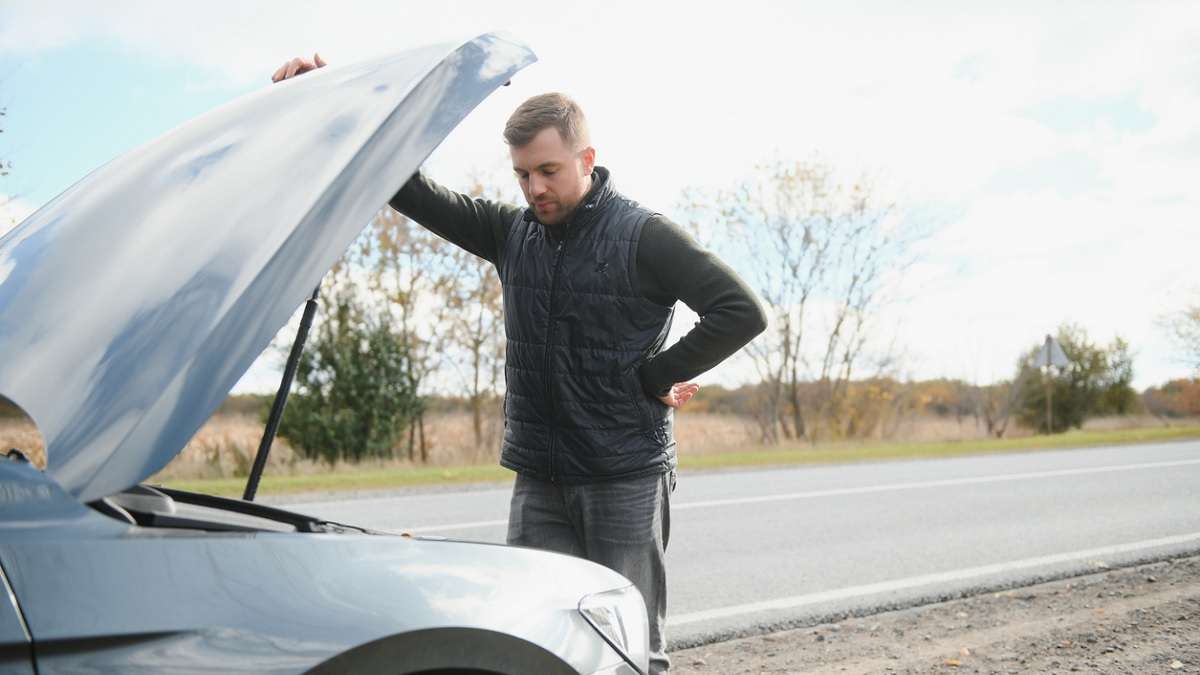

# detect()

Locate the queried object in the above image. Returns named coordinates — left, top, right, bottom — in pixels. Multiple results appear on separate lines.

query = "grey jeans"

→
left=507, top=470, right=675, bottom=675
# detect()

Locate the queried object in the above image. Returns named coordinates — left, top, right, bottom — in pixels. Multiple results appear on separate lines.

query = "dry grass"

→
left=155, top=413, right=298, bottom=481
left=0, top=410, right=508, bottom=481
left=155, top=411, right=513, bottom=481
left=882, top=414, right=1029, bottom=441
left=671, top=411, right=1033, bottom=448
left=672, top=412, right=1199, bottom=446
left=415, top=411, right=506, bottom=466
left=673, top=412, right=761, bottom=454
left=0, top=417, right=45, bottom=467
left=1081, top=414, right=1190, bottom=431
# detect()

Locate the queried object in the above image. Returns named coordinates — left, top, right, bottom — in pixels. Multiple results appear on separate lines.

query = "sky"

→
left=1, top=0, right=1197, bottom=394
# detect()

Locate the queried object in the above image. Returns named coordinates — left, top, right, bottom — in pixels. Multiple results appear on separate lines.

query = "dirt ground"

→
left=671, top=555, right=1200, bottom=674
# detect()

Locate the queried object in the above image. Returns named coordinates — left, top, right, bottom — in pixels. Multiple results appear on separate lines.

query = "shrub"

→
left=277, top=288, right=421, bottom=464
left=1016, top=324, right=1138, bottom=433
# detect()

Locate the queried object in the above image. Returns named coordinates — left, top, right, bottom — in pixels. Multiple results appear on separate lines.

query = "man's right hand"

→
left=657, top=382, right=700, bottom=409
left=271, top=53, right=327, bottom=82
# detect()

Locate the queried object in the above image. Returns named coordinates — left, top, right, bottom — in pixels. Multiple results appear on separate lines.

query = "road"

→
left=275, top=441, right=1200, bottom=648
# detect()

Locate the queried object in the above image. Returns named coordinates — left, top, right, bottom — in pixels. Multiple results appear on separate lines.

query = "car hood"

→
left=0, top=34, right=535, bottom=502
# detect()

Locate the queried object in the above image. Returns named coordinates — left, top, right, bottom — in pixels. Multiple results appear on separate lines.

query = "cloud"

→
left=1021, top=94, right=1156, bottom=134
left=0, top=194, right=34, bottom=237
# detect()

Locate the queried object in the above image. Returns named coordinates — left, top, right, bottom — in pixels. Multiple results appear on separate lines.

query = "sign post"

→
left=1035, top=334, right=1070, bottom=433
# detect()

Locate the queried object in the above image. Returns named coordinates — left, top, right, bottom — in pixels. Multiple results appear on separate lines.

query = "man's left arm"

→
left=634, top=215, right=768, bottom=399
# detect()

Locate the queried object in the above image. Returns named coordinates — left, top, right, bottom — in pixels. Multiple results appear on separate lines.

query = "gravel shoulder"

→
left=670, top=555, right=1200, bottom=674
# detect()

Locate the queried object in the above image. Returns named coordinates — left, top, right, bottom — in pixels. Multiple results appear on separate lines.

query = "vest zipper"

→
left=544, top=237, right=568, bottom=482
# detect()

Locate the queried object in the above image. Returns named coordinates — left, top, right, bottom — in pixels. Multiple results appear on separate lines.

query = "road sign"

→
left=1035, top=335, right=1070, bottom=369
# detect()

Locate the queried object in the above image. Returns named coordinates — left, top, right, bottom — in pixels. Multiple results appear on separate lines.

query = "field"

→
left=3, top=408, right=1197, bottom=498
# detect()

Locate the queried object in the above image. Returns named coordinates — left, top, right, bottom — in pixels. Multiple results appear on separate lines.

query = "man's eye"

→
left=543, top=170, right=556, bottom=177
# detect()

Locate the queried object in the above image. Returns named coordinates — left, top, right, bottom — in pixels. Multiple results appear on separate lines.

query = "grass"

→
left=161, top=424, right=1200, bottom=498
left=677, top=425, right=1200, bottom=470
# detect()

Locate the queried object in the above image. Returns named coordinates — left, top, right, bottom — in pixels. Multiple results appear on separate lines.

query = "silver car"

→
left=0, top=33, right=648, bottom=675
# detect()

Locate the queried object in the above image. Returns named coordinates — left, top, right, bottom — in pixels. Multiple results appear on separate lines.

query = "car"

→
left=0, top=33, right=649, bottom=675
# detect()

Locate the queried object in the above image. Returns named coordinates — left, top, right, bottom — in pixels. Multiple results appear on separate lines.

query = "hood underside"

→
left=0, top=34, right=535, bottom=502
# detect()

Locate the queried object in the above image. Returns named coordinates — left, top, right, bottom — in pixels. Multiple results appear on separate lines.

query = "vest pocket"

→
left=624, top=365, right=655, bottom=433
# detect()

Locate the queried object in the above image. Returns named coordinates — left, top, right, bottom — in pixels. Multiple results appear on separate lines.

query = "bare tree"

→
left=699, top=163, right=836, bottom=442
left=1162, top=299, right=1200, bottom=373
left=436, top=175, right=511, bottom=452
left=692, top=159, right=917, bottom=444
left=974, top=380, right=1021, bottom=438
left=1, top=105, right=15, bottom=234
left=319, top=171, right=513, bottom=462
left=807, top=177, right=910, bottom=440
left=0, top=106, right=10, bottom=178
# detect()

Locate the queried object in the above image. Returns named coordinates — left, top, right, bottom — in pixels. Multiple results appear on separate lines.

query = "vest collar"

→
left=522, top=166, right=615, bottom=233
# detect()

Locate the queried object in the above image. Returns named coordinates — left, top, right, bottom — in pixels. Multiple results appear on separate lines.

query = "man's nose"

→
left=528, top=174, right=547, bottom=197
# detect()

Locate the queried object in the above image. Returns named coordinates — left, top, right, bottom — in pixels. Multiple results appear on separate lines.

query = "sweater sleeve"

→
left=388, top=171, right=522, bottom=265
left=635, top=215, right=768, bottom=397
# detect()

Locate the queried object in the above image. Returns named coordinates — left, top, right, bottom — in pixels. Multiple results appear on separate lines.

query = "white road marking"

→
left=668, top=531, right=1200, bottom=626
left=406, top=518, right=508, bottom=534
left=394, top=457, right=1200, bottom=533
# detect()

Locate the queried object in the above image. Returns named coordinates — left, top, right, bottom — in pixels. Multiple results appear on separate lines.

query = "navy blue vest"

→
left=496, top=168, right=675, bottom=483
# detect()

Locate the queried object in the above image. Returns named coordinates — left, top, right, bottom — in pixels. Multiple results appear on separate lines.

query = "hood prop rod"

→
left=243, top=282, right=321, bottom=501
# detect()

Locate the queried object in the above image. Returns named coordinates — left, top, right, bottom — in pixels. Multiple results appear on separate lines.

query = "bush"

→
left=1143, top=378, right=1200, bottom=417
left=1016, top=324, right=1138, bottom=433
left=277, top=288, right=421, bottom=464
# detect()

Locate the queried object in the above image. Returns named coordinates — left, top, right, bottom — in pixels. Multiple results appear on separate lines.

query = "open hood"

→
left=0, top=34, right=535, bottom=502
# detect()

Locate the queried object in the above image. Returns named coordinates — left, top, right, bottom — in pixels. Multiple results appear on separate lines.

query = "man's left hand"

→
left=657, top=382, right=699, bottom=408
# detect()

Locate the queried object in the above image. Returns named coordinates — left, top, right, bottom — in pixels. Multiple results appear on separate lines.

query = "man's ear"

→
left=580, top=146, right=596, bottom=175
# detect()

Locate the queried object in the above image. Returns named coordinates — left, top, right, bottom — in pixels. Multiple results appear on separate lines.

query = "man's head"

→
left=504, top=93, right=595, bottom=226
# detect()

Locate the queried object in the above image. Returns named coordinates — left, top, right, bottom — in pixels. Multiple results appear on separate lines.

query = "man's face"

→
left=511, top=127, right=596, bottom=226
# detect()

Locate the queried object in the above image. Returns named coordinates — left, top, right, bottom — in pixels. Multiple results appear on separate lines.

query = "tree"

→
left=438, top=175, right=510, bottom=452
left=350, top=206, right=457, bottom=462
left=1015, top=324, right=1138, bottom=433
left=973, top=380, right=1024, bottom=438
left=274, top=201, right=455, bottom=465
left=1, top=106, right=10, bottom=178
left=1162, top=299, right=1200, bottom=373
left=1, top=105, right=16, bottom=235
left=687, top=159, right=918, bottom=443
left=1094, top=337, right=1139, bottom=415
left=306, top=174, right=514, bottom=462
left=1143, top=378, right=1200, bottom=418
left=278, top=287, right=421, bottom=464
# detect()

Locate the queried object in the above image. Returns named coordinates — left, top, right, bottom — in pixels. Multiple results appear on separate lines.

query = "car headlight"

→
left=578, top=585, right=649, bottom=674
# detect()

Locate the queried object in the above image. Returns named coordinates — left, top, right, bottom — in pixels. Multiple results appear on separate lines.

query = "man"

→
left=274, top=54, right=766, bottom=673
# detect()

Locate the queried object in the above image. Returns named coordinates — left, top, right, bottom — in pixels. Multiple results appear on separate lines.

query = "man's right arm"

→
left=389, top=172, right=521, bottom=265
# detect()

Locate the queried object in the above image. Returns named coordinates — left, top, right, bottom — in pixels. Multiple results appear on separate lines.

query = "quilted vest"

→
left=496, top=168, right=675, bottom=483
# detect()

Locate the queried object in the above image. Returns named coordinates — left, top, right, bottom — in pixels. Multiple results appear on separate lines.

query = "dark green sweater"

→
left=389, top=169, right=767, bottom=397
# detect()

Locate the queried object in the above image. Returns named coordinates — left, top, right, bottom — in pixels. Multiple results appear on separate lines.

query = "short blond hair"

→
left=503, top=92, right=590, bottom=150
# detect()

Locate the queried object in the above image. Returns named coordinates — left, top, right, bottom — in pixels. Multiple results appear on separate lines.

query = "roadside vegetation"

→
left=3, top=387, right=1198, bottom=498
left=154, top=415, right=1200, bottom=497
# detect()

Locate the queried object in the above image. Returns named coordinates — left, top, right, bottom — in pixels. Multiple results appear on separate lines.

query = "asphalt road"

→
left=278, top=441, right=1200, bottom=648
